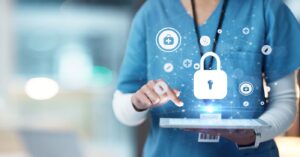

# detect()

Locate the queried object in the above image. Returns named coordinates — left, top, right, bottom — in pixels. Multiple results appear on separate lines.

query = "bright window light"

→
left=25, top=77, right=59, bottom=100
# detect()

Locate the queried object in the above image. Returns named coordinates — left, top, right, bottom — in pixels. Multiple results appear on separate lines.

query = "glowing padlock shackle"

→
left=200, top=52, right=221, bottom=70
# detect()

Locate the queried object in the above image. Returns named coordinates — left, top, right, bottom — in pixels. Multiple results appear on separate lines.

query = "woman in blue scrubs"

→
left=113, top=0, right=300, bottom=156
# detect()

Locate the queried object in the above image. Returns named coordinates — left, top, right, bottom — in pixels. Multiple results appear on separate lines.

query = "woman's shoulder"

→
left=228, top=0, right=288, bottom=15
left=134, top=0, right=160, bottom=18
left=262, top=0, right=293, bottom=16
left=138, top=0, right=171, bottom=13
left=229, top=0, right=285, bottom=8
left=133, top=0, right=177, bottom=23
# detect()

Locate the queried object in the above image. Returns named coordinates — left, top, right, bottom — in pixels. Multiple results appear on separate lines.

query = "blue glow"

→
left=204, top=105, right=215, bottom=113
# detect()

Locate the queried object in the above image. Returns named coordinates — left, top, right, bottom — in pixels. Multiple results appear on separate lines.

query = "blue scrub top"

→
left=117, top=0, right=300, bottom=156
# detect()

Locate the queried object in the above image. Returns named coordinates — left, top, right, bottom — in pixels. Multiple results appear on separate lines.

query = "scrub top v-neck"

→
left=177, top=0, right=224, bottom=28
left=117, top=0, right=300, bottom=156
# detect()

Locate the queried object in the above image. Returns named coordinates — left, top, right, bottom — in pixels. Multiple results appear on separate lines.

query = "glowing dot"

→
left=164, top=63, right=174, bottom=73
left=193, top=63, right=200, bottom=70
left=239, top=82, right=254, bottom=96
left=183, top=59, right=193, bottom=68
left=243, top=101, right=250, bottom=107
left=217, top=29, right=223, bottom=34
left=242, top=27, right=250, bottom=35
left=261, top=45, right=272, bottom=55
left=205, top=105, right=214, bottom=113
left=154, top=81, right=168, bottom=95
left=200, top=36, right=211, bottom=47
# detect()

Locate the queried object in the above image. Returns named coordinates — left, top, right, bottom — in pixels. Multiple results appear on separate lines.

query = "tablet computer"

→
left=159, top=118, right=271, bottom=130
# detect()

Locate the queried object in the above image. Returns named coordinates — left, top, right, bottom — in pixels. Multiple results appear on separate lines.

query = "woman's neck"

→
left=194, top=0, right=220, bottom=7
left=181, top=0, right=221, bottom=25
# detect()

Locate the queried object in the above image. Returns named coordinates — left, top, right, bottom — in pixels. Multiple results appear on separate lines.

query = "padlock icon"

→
left=163, top=34, right=174, bottom=45
left=194, top=52, right=227, bottom=99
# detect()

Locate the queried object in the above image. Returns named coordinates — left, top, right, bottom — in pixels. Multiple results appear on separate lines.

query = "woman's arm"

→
left=113, top=80, right=182, bottom=126
left=113, top=90, right=149, bottom=126
left=185, top=72, right=299, bottom=148
left=258, top=71, right=299, bottom=143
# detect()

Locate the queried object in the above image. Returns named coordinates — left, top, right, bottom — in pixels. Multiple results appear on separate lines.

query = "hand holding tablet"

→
left=160, top=118, right=271, bottom=146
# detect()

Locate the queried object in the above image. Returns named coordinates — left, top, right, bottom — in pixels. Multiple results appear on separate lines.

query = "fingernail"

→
left=176, top=91, right=181, bottom=97
left=177, top=101, right=184, bottom=107
left=155, top=98, right=160, bottom=104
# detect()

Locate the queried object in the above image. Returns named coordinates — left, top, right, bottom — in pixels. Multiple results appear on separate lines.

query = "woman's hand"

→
left=131, top=80, right=183, bottom=111
left=187, top=129, right=256, bottom=146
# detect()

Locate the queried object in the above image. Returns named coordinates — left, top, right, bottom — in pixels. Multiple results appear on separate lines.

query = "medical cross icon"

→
left=183, top=59, right=193, bottom=68
left=165, top=38, right=172, bottom=44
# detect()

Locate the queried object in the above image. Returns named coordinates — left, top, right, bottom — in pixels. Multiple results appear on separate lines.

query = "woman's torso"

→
left=141, top=0, right=279, bottom=156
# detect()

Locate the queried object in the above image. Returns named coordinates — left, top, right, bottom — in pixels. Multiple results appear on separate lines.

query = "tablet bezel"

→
left=159, top=118, right=271, bottom=129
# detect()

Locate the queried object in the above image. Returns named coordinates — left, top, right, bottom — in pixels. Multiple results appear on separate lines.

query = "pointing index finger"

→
left=166, top=87, right=183, bottom=107
left=154, top=79, right=184, bottom=107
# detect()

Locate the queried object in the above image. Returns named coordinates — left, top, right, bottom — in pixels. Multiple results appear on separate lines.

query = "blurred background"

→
left=0, top=0, right=299, bottom=157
